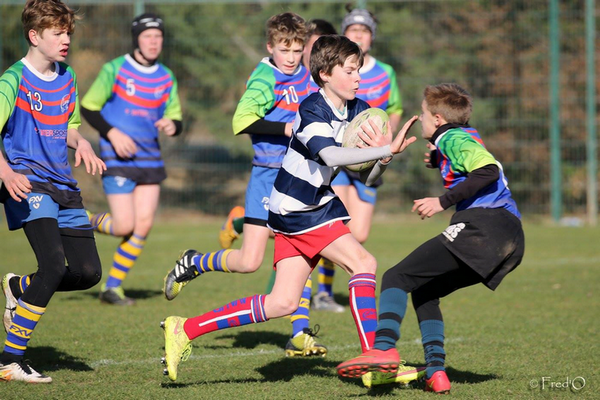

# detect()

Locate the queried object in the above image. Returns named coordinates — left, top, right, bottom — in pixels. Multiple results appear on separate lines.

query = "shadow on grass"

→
left=332, top=293, right=349, bottom=307
left=68, top=288, right=163, bottom=301
left=160, top=362, right=498, bottom=390
left=160, top=357, right=337, bottom=388
left=212, top=330, right=289, bottom=349
left=336, top=365, right=499, bottom=395
left=257, top=357, right=338, bottom=382
left=445, top=366, right=499, bottom=384
left=25, top=345, right=93, bottom=372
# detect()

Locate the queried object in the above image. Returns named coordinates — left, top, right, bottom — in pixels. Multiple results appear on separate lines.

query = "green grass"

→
left=0, top=214, right=598, bottom=399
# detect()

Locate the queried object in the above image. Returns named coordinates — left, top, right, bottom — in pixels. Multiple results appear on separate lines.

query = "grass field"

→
left=0, top=213, right=597, bottom=399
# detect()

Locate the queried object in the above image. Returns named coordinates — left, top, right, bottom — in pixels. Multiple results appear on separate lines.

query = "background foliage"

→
left=0, top=0, right=597, bottom=218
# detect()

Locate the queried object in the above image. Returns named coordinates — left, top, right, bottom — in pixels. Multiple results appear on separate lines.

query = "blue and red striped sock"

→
left=348, top=273, right=377, bottom=352
left=183, top=294, right=268, bottom=340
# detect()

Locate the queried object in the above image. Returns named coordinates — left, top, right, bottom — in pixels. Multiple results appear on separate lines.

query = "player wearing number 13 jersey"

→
left=0, top=0, right=105, bottom=383
left=0, top=60, right=80, bottom=196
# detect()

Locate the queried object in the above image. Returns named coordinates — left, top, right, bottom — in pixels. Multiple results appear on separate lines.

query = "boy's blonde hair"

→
left=310, top=35, right=363, bottom=88
left=22, top=0, right=79, bottom=45
left=266, top=12, right=306, bottom=47
left=423, top=83, right=472, bottom=125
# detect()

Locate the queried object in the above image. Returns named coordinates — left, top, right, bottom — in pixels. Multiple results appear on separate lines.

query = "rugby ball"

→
left=342, top=108, right=389, bottom=172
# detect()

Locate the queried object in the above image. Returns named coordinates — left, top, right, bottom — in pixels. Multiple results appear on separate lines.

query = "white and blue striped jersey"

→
left=268, top=90, right=370, bottom=234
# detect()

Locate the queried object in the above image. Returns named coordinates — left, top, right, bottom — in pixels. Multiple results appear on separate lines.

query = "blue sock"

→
left=420, top=319, right=446, bottom=379
left=373, top=287, right=407, bottom=351
left=290, top=277, right=312, bottom=336
left=195, top=249, right=232, bottom=273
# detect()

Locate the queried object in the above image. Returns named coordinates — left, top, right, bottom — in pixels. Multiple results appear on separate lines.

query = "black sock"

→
left=0, top=351, right=22, bottom=365
left=8, top=276, right=23, bottom=299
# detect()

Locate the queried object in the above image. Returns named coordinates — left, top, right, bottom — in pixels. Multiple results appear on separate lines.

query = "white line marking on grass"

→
left=89, top=338, right=466, bottom=369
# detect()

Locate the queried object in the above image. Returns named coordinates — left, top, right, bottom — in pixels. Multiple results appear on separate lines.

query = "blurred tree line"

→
left=0, top=0, right=596, bottom=216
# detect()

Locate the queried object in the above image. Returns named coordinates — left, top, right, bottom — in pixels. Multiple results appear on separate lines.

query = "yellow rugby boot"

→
left=218, top=206, right=244, bottom=249
left=160, top=316, right=192, bottom=381
left=362, top=364, right=426, bottom=388
left=284, top=326, right=327, bottom=357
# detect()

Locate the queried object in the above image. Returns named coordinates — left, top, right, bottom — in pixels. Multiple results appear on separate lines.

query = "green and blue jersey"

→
left=232, top=58, right=311, bottom=168
left=0, top=59, right=80, bottom=193
left=357, top=57, right=402, bottom=116
left=434, top=125, right=520, bottom=218
left=81, top=54, right=181, bottom=182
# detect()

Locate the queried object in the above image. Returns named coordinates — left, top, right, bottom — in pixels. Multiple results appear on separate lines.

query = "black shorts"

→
left=105, top=166, right=167, bottom=184
left=438, top=207, right=525, bottom=290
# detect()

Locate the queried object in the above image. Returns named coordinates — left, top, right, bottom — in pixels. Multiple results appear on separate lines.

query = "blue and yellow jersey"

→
left=81, top=54, right=182, bottom=182
left=435, top=125, right=520, bottom=218
left=357, top=57, right=402, bottom=117
left=232, top=58, right=311, bottom=168
left=0, top=58, right=80, bottom=193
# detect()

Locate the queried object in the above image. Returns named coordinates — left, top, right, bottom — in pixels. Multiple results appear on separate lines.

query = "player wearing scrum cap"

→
left=81, top=13, right=183, bottom=305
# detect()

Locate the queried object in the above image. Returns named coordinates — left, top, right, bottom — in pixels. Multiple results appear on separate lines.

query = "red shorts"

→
left=273, top=220, right=351, bottom=269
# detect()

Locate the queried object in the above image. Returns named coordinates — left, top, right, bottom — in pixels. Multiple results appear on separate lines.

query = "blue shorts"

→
left=3, top=192, right=90, bottom=231
left=245, top=166, right=278, bottom=225
left=331, top=170, right=378, bottom=205
left=103, top=175, right=137, bottom=195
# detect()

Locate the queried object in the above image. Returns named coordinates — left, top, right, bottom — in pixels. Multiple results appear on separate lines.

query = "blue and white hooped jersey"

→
left=268, top=90, right=370, bottom=234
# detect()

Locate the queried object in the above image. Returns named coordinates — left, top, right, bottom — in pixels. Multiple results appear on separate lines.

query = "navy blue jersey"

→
left=268, top=90, right=370, bottom=234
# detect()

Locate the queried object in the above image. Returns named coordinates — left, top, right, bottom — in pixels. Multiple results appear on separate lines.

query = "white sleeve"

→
left=360, top=159, right=392, bottom=186
left=318, top=145, right=392, bottom=167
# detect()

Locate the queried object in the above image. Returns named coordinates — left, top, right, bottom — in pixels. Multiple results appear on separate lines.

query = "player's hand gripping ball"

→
left=342, top=108, right=389, bottom=172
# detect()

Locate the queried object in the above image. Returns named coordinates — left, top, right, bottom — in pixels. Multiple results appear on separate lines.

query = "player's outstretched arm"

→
left=67, top=129, right=107, bottom=176
left=356, top=117, right=392, bottom=149
left=390, top=115, right=418, bottom=155
left=358, top=115, right=418, bottom=160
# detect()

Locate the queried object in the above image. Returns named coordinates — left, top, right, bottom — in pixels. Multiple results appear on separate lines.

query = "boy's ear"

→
left=319, top=70, right=329, bottom=84
left=29, top=29, right=40, bottom=46
left=434, top=113, right=446, bottom=127
left=266, top=42, right=274, bottom=55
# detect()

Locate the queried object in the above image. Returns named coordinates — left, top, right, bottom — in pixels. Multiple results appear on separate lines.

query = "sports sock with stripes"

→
left=420, top=319, right=446, bottom=379
left=373, top=287, right=408, bottom=351
left=183, top=294, right=268, bottom=339
left=317, top=258, right=335, bottom=297
left=89, top=212, right=113, bottom=235
left=348, top=273, right=377, bottom=352
left=105, top=234, right=146, bottom=289
left=3, top=299, right=45, bottom=359
left=290, top=276, right=311, bottom=336
left=8, top=275, right=33, bottom=299
left=193, top=249, right=233, bottom=273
